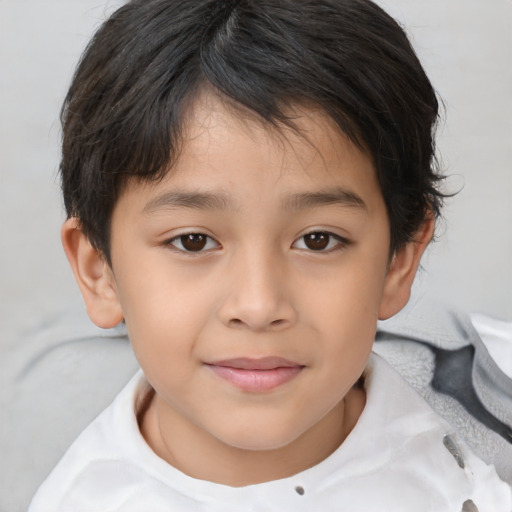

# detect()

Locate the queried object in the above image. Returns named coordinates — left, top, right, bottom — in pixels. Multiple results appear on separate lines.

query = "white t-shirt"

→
left=29, top=353, right=511, bottom=512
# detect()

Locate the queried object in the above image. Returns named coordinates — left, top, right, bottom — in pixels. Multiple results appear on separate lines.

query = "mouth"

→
left=205, top=357, right=305, bottom=392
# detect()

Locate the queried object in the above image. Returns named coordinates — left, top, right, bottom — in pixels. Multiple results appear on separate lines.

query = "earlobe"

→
left=378, top=217, right=435, bottom=320
left=61, top=218, right=124, bottom=329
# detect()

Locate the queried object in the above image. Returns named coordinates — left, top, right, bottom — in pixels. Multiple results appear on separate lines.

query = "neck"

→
left=140, top=386, right=365, bottom=486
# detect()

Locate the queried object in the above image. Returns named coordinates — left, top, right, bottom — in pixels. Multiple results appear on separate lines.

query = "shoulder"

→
left=28, top=372, right=146, bottom=511
left=354, top=353, right=511, bottom=510
left=374, top=297, right=512, bottom=485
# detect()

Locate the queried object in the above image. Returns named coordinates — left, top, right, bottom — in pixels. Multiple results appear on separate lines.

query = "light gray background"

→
left=1, top=1, right=511, bottom=511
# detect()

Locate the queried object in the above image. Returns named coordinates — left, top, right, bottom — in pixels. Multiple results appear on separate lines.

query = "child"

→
left=29, top=0, right=511, bottom=510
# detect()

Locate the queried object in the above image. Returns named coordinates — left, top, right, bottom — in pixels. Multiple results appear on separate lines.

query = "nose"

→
left=218, top=248, right=297, bottom=332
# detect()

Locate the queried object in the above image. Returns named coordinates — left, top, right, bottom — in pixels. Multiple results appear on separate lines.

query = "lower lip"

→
left=206, top=365, right=303, bottom=392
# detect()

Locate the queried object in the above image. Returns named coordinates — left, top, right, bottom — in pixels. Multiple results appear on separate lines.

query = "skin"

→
left=62, top=92, right=433, bottom=487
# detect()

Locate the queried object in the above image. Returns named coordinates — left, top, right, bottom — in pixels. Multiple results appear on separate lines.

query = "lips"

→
left=205, top=357, right=304, bottom=392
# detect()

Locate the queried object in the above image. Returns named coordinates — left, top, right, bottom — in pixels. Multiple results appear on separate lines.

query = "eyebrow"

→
left=143, top=191, right=232, bottom=214
left=142, top=187, right=367, bottom=215
left=283, top=188, right=367, bottom=212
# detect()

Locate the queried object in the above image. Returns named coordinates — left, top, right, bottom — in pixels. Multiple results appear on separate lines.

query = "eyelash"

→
left=292, top=231, right=349, bottom=253
left=167, top=233, right=220, bottom=253
left=166, top=231, right=349, bottom=254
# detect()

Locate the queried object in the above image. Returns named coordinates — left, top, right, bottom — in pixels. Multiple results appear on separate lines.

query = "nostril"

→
left=226, top=317, right=289, bottom=330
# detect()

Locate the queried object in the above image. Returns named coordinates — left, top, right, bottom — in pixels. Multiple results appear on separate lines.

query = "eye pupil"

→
left=181, top=234, right=207, bottom=251
left=304, top=233, right=330, bottom=250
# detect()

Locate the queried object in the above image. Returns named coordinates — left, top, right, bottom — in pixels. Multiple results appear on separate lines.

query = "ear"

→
left=61, top=218, right=124, bottom=329
left=378, top=217, right=435, bottom=320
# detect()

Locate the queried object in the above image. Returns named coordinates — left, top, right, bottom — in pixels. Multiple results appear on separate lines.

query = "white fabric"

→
left=472, top=313, right=512, bottom=378
left=29, top=353, right=511, bottom=512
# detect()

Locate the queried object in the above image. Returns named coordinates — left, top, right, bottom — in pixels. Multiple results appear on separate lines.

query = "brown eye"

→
left=303, top=232, right=330, bottom=250
left=181, top=234, right=207, bottom=251
left=169, top=233, right=218, bottom=252
left=293, top=231, right=347, bottom=252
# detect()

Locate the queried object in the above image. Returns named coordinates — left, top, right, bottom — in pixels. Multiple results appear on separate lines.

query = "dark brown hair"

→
left=61, top=0, right=443, bottom=261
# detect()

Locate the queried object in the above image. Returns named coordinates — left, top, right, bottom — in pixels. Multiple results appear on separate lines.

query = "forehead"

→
left=179, top=92, right=366, bottom=173
left=122, top=91, right=382, bottom=215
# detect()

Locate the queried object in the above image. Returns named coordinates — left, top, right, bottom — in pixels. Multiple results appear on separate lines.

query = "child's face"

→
left=91, top=92, right=418, bottom=461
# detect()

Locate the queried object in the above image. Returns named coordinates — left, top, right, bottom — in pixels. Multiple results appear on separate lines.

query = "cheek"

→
left=304, top=256, right=387, bottom=323
left=299, top=253, right=388, bottom=368
left=112, top=262, right=204, bottom=367
left=115, top=246, right=215, bottom=320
